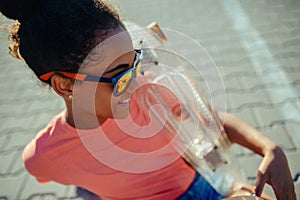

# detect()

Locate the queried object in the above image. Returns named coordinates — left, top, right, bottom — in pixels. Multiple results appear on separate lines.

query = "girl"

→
left=0, top=0, right=296, bottom=199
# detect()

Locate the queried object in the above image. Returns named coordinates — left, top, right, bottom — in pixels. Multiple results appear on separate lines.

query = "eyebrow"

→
left=103, top=64, right=130, bottom=75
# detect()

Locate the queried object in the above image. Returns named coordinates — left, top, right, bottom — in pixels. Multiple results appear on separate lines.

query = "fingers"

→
left=253, top=147, right=296, bottom=200
left=273, top=183, right=297, bottom=200
left=253, top=170, right=267, bottom=197
left=254, top=171, right=296, bottom=200
left=273, top=185, right=284, bottom=200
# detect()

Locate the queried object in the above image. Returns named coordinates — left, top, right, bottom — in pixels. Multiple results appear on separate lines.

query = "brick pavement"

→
left=0, top=0, right=299, bottom=199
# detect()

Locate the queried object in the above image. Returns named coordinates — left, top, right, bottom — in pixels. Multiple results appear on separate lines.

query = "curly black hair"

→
left=0, top=0, right=124, bottom=84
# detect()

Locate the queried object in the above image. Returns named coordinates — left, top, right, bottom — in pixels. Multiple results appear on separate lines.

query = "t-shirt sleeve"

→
left=22, top=140, right=51, bottom=183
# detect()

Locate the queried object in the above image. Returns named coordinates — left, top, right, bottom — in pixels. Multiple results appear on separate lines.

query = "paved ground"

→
left=0, top=0, right=299, bottom=199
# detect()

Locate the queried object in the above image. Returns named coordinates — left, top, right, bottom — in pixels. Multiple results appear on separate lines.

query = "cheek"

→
left=94, top=84, right=131, bottom=119
left=94, top=84, right=114, bottom=112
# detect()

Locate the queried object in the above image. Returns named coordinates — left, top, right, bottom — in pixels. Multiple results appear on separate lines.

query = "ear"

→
left=51, top=75, right=74, bottom=101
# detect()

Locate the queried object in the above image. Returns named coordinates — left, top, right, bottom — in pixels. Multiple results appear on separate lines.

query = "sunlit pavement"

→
left=0, top=0, right=299, bottom=199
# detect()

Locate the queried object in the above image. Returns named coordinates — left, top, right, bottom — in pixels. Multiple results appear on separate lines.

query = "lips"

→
left=118, top=98, right=130, bottom=105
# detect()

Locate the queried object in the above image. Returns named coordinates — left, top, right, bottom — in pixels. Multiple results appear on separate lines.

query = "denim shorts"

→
left=177, top=172, right=224, bottom=200
left=77, top=172, right=224, bottom=200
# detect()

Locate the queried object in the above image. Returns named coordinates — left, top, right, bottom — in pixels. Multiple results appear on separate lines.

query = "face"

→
left=71, top=28, right=137, bottom=127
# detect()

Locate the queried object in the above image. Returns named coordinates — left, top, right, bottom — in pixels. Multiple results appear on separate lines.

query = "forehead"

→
left=80, top=29, right=134, bottom=74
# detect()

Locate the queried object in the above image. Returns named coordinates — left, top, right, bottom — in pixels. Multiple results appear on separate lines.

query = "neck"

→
left=65, top=105, right=107, bottom=130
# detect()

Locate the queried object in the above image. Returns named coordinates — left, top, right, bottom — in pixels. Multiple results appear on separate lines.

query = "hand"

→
left=253, top=146, right=296, bottom=200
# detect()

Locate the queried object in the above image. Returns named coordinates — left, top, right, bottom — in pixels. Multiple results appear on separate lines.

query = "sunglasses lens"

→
left=115, top=70, right=133, bottom=96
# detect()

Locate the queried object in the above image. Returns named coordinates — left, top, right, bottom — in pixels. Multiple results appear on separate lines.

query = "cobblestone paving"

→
left=0, top=0, right=299, bottom=199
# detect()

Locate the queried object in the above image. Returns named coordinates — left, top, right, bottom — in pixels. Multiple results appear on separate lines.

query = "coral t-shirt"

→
left=22, top=90, right=195, bottom=200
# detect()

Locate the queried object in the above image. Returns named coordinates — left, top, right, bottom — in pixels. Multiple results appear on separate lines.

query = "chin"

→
left=111, top=106, right=130, bottom=119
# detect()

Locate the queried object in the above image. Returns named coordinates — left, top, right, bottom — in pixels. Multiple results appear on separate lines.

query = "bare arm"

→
left=218, top=112, right=296, bottom=200
left=218, top=112, right=276, bottom=156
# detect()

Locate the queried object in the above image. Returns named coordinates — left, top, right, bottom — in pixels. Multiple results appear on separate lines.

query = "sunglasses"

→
left=40, top=50, right=143, bottom=97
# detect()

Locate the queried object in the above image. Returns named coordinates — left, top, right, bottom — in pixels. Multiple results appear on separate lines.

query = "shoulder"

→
left=22, top=139, right=68, bottom=183
left=22, top=112, right=67, bottom=173
left=22, top=111, right=72, bottom=183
